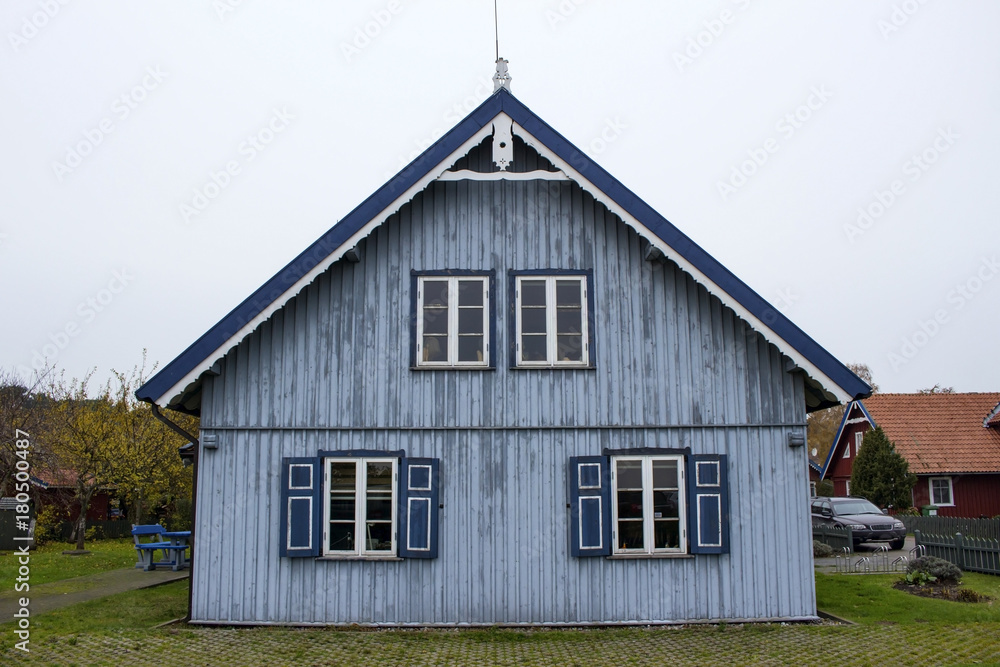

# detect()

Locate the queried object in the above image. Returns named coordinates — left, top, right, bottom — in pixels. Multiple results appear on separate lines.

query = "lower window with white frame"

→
left=279, top=453, right=441, bottom=560
left=325, top=457, right=397, bottom=556
left=612, top=455, right=685, bottom=554
left=568, top=450, right=729, bottom=558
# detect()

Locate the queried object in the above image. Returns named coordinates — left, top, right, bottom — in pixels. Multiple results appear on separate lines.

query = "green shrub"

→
left=33, top=505, right=66, bottom=545
left=813, top=540, right=835, bottom=558
left=904, top=570, right=937, bottom=586
left=907, top=555, right=962, bottom=584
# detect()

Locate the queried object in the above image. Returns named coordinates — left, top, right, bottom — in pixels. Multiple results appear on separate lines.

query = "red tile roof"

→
left=862, top=393, right=1000, bottom=474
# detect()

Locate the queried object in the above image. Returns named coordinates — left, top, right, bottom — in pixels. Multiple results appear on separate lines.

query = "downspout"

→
left=149, top=403, right=199, bottom=624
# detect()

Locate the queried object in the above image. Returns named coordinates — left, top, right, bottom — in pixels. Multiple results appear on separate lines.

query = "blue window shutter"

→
left=279, top=457, right=321, bottom=557
left=687, top=454, right=730, bottom=554
left=398, top=458, right=440, bottom=558
left=569, top=456, right=611, bottom=557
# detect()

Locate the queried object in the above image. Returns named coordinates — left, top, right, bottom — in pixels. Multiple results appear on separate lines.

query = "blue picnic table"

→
left=132, top=525, right=191, bottom=571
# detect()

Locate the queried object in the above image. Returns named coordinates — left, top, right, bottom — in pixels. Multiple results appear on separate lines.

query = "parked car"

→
left=810, top=496, right=906, bottom=550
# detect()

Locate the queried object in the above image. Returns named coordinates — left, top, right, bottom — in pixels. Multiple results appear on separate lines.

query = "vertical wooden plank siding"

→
left=194, top=166, right=812, bottom=625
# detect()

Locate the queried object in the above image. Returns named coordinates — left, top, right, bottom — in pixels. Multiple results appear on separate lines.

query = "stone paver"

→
left=5, top=623, right=1000, bottom=666
left=0, top=567, right=187, bottom=618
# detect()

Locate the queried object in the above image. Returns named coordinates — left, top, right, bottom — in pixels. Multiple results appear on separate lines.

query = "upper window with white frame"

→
left=413, top=272, right=493, bottom=368
left=512, top=271, right=592, bottom=367
left=611, top=455, right=685, bottom=555
left=324, top=457, right=397, bottom=557
left=854, top=431, right=863, bottom=456
left=929, top=476, right=954, bottom=506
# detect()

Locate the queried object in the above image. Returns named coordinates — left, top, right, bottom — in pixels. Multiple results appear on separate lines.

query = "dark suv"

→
left=811, top=496, right=906, bottom=550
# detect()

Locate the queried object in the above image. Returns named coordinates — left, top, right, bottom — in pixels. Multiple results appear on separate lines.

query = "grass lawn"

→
left=0, top=580, right=189, bottom=651
left=0, top=538, right=136, bottom=586
left=816, top=571, right=1000, bottom=624
left=1, top=576, right=999, bottom=665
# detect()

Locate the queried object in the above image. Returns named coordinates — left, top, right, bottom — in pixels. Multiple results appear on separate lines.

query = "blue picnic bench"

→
left=132, top=524, right=190, bottom=572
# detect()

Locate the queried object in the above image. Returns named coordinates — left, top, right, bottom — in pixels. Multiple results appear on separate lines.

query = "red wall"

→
left=38, top=488, right=113, bottom=521
left=913, top=474, right=1000, bottom=518
left=826, top=420, right=869, bottom=496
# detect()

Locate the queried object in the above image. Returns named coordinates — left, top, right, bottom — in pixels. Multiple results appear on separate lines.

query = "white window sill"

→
left=607, top=553, right=693, bottom=560
left=316, top=556, right=403, bottom=562
left=931, top=503, right=955, bottom=508
left=512, top=365, right=596, bottom=371
left=410, top=366, right=494, bottom=371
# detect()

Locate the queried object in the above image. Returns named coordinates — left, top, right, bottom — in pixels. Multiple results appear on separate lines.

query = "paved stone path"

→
left=5, top=623, right=1000, bottom=666
left=0, top=567, right=187, bottom=618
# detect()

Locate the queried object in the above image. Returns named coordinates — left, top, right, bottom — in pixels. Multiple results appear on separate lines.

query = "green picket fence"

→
left=915, top=530, right=1000, bottom=575
left=899, top=516, right=1000, bottom=541
left=812, top=525, right=853, bottom=553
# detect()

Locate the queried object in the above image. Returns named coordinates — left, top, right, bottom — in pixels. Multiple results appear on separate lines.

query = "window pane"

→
left=654, top=520, right=680, bottom=549
left=329, top=496, right=355, bottom=521
left=422, top=308, right=448, bottom=334
left=520, top=280, right=546, bottom=306
left=458, top=280, right=483, bottom=306
left=653, top=460, right=678, bottom=489
left=366, top=462, right=392, bottom=489
left=365, top=522, right=393, bottom=551
left=422, top=335, right=447, bottom=361
left=521, top=335, right=547, bottom=361
left=618, top=521, right=644, bottom=550
left=557, top=335, right=583, bottom=362
left=521, top=308, right=546, bottom=334
left=328, top=523, right=355, bottom=551
left=616, top=460, right=643, bottom=489
left=653, top=490, right=679, bottom=519
left=366, top=496, right=393, bottom=521
left=423, top=280, right=448, bottom=307
left=556, top=280, right=581, bottom=306
left=617, top=490, right=643, bottom=519
left=329, top=462, right=357, bottom=490
left=556, top=309, right=581, bottom=334
left=458, top=336, right=484, bottom=362
left=458, top=308, right=483, bottom=334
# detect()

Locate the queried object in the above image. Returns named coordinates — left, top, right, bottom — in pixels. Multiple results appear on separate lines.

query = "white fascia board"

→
left=509, top=121, right=853, bottom=405
left=155, top=121, right=500, bottom=407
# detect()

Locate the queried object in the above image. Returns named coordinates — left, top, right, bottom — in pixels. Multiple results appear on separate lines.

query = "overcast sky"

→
left=2, top=1, right=998, bottom=397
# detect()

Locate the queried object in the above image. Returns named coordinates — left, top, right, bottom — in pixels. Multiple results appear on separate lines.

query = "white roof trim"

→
left=437, top=169, right=569, bottom=181
left=157, top=111, right=852, bottom=407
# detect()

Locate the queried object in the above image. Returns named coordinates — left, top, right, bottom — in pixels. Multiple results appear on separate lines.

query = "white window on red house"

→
left=854, top=431, right=863, bottom=456
left=929, top=477, right=954, bottom=506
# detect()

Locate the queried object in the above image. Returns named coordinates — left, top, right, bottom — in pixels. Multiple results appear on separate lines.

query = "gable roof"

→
left=861, top=393, right=1000, bottom=475
left=819, top=400, right=874, bottom=478
left=136, top=87, right=870, bottom=413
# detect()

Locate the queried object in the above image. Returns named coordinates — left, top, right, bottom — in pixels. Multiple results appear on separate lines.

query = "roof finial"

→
left=493, top=57, right=512, bottom=92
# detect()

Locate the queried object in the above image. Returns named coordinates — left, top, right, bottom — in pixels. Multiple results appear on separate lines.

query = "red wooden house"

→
left=822, top=393, right=1000, bottom=517
left=32, top=468, right=114, bottom=521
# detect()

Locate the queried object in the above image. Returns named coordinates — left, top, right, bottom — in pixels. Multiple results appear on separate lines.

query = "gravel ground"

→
left=6, top=622, right=1000, bottom=666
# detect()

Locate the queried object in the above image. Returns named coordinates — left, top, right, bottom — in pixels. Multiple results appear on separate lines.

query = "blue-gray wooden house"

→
left=138, top=76, right=870, bottom=626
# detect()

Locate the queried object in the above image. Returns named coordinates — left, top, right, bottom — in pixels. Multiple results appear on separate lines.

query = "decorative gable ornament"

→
left=492, top=57, right=512, bottom=92
left=492, top=117, right=514, bottom=171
